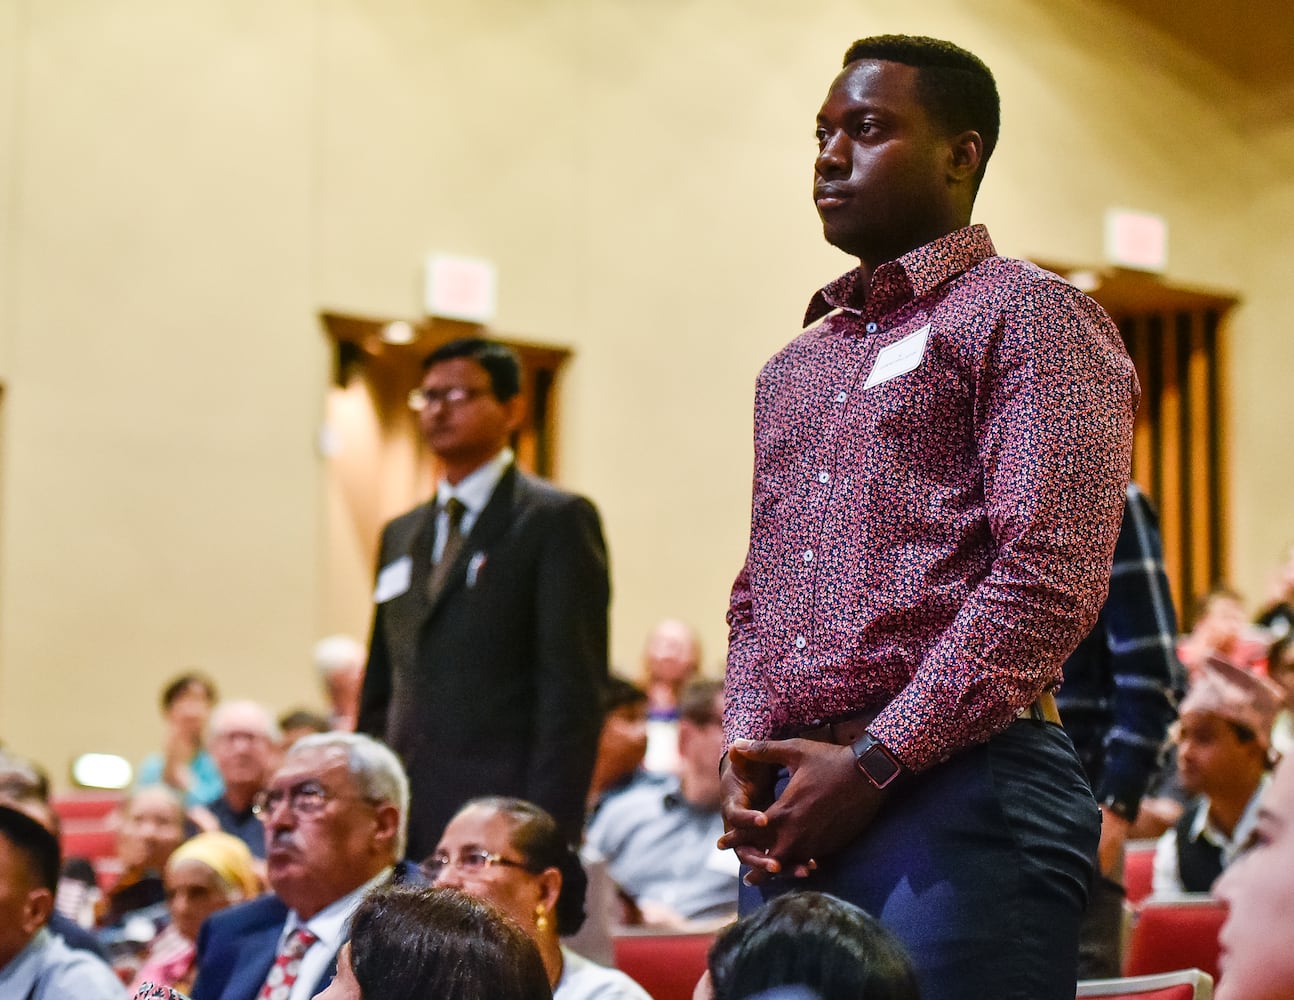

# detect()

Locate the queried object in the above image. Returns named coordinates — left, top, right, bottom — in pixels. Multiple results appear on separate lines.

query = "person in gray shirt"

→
left=0, top=804, right=125, bottom=999
left=584, top=679, right=739, bottom=928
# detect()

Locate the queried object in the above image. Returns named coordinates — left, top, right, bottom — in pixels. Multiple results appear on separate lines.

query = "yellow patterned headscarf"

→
left=166, top=831, right=261, bottom=898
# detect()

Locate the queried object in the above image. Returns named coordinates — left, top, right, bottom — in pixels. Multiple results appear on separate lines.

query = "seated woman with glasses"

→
left=427, top=797, right=652, bottom=1000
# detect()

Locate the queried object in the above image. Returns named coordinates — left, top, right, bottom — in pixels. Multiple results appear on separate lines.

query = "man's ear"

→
left=502, top=394, right=526, bottom=434
left=946, top=129, right=984, bottom=185
left=21, top=887, right=54, bottom=937
left=371, top=802, right=401, bottom=855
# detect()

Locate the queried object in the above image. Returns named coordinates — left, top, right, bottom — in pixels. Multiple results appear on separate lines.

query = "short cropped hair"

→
left=679, top=678, right=725, bottom=726
left=843, top=35, right=1000, bottom=187
left=348, top=885, right=550, bottom=1000
left=421, top=337, right=522, bottom=402
left=287, top=732, right=410, bottom=858
left=0, top=750, right=50, bottom=803
left=0, top=803, right=61, bottom=894
left=160, top=671, right=218, bottom=711
left=708, top=891, right=920, bottom=1000
left=601, top=675, right=648, bottom=716
left=462, top=796, right=588, bottom=935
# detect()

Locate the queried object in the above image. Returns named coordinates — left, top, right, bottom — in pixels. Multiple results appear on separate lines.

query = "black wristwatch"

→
left=1101, top=795, right=1139, bottom=824
left=850, top=732, right=908, bottom=790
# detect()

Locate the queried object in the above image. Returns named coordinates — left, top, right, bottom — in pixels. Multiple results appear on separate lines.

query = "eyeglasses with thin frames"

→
left=422, top=849, right=534, bottom=880
left=407, top=386, right=492, bottom=413
left=250, top=780, right=382, bottom=821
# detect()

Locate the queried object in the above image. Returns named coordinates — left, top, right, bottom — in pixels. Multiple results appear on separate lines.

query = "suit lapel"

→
left=422, top=465, right=519, bottom=621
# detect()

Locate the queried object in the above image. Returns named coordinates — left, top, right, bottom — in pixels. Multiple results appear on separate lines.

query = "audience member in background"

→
left=1177, top=587, right=1267, bottom=678
left=131, top=832, right=261, bottom=994
left=587, top=677, right=660, bottom=818
left=1264, top=635, right=1294, bottom=757
left=1152, top=658, right=1282, bottom=894
left=430, top=797, right=650, bottom=1000
left=1254, top=543, right=1294, bottom=641
left=696, top=891, right=919, bottom=1000
left=0, top=751, right=108, bottom=958
left=358, top=338, right=609, bottom=858
left=1212, top=758, right=1294, bottom=1000
left=277, top=710, right=332, bottom=750
left=316, top=885, right=551, bottom=1000
left=1057, top=482, right=1184, bottom=977
left=0, top=804, right=125, bottom=998
left=585, top=679, right=738, bottom=929
left=313, top=635, right=367, bottom=732
left=190, top=732, right=423, bottom=1000
left=97, top=786, right=189, bottom=979
left=137, top=673, right=223, bottom=808
left=200, top=701, right=280, bottom=859
left=639, top=620, right=702, bottom=774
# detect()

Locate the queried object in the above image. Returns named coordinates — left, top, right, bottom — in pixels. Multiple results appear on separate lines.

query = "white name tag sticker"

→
left=864, top=324, right=931, bottom=389
left=373, top=555, right=412, bottom=603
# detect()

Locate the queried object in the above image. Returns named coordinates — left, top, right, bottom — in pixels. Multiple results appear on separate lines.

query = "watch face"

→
left=858, top=744, right=900, bottom=787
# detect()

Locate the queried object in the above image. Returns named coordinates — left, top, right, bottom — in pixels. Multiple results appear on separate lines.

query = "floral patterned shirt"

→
left=725, top=225, right=1139, bottom=771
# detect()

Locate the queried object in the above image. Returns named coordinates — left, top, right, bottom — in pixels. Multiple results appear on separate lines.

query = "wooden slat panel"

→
left=1187, top=311, right=1212, bottom=598
left=1157, top=312, right=1184, bottom=617
left=1129, top=320, right=1155, bottom=484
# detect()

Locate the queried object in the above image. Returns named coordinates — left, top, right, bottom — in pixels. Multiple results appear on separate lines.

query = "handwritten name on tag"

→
left=864, top=324, right=930, bottom=390
left=373, top=556, right=412, bottom=603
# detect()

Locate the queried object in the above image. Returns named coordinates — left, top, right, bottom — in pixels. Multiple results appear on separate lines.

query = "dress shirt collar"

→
left=803, top=224, right=997, bottom=327
left=1187, top=774, right=1270, bottom=857
left=435, top=447, right=513, bottom=517
left=279, top=865, right=393, bottom=999
left=0, top=927, right=50, bottom=995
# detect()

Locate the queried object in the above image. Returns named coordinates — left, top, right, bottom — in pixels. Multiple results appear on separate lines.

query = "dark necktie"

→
left=426, top=497, right=467, bottom=605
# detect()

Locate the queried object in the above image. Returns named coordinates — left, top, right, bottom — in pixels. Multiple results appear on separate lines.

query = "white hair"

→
left=313, top=634, right=366, bottom=679
left=287, top=732, right=410, bottom=859
left=208, top=700, right=282, bottom=742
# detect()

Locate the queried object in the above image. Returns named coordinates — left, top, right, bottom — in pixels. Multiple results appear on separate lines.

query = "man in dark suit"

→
left=190, top=732, right=423, bottom=1000
left=358, top=337, right=610, bottom=858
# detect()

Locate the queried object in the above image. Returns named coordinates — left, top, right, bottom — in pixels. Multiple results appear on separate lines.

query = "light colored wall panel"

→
left=0, top=0, right=1287, bottom=781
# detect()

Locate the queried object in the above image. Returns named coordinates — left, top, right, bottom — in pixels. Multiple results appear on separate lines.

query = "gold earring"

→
left=535, top=906, right=550, bottom=933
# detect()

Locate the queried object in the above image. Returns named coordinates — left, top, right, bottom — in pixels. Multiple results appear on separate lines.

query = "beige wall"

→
left=0, top=0, right=1286, bottom=782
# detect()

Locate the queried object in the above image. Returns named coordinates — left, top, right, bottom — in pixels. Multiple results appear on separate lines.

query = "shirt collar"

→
left=436, top=447, right=513, bottom=516
left=284, top=866, right=394, bottom=953
left=1187, top=774, right=1271, bottom=850
left=803, top=224, right=997, bottom=327
left=0, top=928, right=50, bottom=994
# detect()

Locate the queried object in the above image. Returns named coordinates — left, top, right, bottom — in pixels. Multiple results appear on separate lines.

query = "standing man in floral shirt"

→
left=719, top=35, right=1139, bottom=1000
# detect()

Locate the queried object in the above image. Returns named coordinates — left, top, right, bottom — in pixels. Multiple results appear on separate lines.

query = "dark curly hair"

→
left=348, top=885, right=550, bottom=999
left=708, top=891, right=919, bottom=1000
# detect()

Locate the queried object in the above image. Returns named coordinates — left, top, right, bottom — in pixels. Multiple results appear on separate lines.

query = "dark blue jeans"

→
left=740, top=720, right=1099, bottom=1000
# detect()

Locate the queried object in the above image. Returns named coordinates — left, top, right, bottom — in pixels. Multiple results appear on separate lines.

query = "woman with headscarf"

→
left=130, top=831, right=260, bottom=994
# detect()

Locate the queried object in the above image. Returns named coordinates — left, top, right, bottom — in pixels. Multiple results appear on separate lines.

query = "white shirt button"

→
left=818, top=470, right=830, bottom=484
left=865, top=322, right=878, bottom=333
left=795, top=635, right=807, bottom=650
left=835, top=391, right=847, bottom=403
left=802, top=549, right=813, bottom=563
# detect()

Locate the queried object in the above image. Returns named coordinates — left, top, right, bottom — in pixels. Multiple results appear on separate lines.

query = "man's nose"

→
left=815, top=131, right=849, bottom=177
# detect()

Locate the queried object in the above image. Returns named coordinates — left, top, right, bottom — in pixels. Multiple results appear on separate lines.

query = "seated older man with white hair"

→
left=203, top=701, right=282, bottom=860
left=313, top=635, right=366, bottom=732
left=189, top=732, right=423, bottom=1000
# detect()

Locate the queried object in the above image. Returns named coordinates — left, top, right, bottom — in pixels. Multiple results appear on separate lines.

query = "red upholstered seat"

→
left=1123, top=896, right=1226, bottom=983
left=612, top=931, right=715, bottom=1000
left=1123, top=839, right=1157, bottom=906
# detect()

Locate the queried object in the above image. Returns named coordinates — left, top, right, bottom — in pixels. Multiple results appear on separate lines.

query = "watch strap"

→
left=850, top=732, right=907, bottom=790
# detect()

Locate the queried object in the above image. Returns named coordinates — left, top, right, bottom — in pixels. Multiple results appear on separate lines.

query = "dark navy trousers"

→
left=740, top=720, right=1099, bottom=1000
